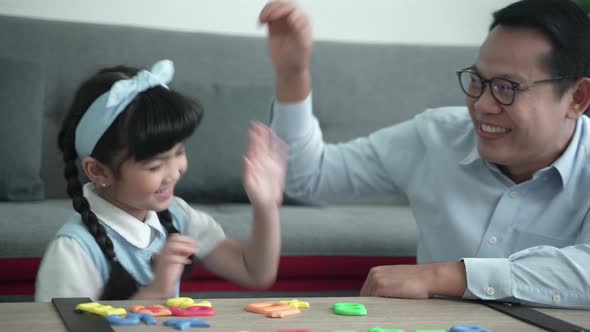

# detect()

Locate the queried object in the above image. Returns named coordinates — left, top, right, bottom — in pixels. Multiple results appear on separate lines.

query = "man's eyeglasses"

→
left=456, top=69, right=566, bottom=106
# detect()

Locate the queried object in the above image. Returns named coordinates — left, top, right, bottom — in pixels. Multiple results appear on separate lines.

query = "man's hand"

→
left=243, top=121, right=288, bottom=209
left=360, top=262, right=467, bottom=298
left=259, top=1, right=312, bottom=102
left=259, top=1, right=312, bottom=76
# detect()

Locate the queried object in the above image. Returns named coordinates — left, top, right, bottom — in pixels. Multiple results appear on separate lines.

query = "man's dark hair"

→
left=491, top=0, right=590, bottom=97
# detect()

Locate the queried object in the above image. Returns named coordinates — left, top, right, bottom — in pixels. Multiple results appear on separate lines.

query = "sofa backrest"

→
left=0, top=15, right=478, bottom=203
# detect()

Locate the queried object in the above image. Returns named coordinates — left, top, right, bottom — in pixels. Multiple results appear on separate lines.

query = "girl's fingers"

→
left=269, top=131, right=289, bottom=157
left=162, top=236, right=198, bottom=257
left=243, top=156, right=258, bottom=188
left=167, top=234, right=198, bottom=247
left=159, top=255, right=192, bottom=265
left=246, top=121, right=273, bottom=159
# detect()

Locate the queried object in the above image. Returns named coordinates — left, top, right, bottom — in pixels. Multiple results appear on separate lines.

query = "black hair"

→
left=57, top=64, right=202, bottom=299
left=490, top=0, right=590, bottom=99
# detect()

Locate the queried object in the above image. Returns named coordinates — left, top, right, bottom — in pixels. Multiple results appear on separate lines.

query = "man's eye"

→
left=493, top=82, right=513, bottom=93
left=470, top=76, right=482, bottom=87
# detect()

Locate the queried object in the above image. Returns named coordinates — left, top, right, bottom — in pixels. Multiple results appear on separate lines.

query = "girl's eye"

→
left=149, top=165, right=162, bottom=172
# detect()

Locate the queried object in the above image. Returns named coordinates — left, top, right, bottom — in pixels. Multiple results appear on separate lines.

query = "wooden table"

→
left=1, top=297, right=589, bottom=332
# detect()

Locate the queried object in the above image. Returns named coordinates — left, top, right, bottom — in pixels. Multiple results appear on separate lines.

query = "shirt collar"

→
left=459, top=128, right=481, bottom=166
left=459, top=139, right=481, bottom=166
left=82, top=183, right=166, bottom=248
left=459, top=117, right=583, bottom=187
left=551, top=117, right=583, bottom=187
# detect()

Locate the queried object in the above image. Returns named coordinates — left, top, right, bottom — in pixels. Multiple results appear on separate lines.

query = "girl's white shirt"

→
left=34, top=183, right=225, bottom=302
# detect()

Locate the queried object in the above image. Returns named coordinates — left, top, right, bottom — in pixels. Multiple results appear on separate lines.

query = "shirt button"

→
left=486, top=287, right=495, bottom=296
left=488, top=236, right=497, bottom=245
left=553, top=295, right=561, bottom=303
left=510, top=191, right=519, bottom=198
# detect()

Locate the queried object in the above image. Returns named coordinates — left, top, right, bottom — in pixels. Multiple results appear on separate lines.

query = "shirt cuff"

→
left=462, top=287, right=478, bottom=300
left=462, top=257, right=513, bottom=300
left=270, top=93, right=314, bottom=140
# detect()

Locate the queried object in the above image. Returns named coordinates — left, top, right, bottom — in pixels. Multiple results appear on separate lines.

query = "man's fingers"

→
left=360, top=279, right=373, bottom=296
left=258, top=1, right=283, bottom=22
left=259, top=1, right=297, bottom=24
left=286, top=8, right=308, bottom=32
left=268, top=4, right=297, bottom=23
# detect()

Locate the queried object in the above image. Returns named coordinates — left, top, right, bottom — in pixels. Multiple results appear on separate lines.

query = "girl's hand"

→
left=148, top=234, right=198, bottom=298
left=243, top=122, right=288, bottom=209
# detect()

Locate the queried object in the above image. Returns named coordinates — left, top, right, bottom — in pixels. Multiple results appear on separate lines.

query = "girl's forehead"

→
left=133, top=142, right=186, bottom=164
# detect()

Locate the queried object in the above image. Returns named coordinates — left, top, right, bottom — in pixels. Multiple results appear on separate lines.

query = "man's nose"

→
left=474, top=84, right=502, bottom=114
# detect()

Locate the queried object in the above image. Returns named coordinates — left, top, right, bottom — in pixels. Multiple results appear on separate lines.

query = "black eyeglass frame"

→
left=456, top=68, right=566, bottom=106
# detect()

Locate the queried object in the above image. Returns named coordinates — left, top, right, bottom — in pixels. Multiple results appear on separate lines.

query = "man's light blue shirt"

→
left=271, top=94, right=590, bottom=308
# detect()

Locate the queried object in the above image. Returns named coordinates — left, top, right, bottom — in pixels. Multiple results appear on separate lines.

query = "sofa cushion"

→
left=0, top=200, right=417, bottom=259
left=175, top=84, right=273, bottom=203
left=0, top=57, right=45, bottom=201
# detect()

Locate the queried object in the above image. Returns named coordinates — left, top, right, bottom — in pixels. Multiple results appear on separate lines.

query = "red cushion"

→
left=0, top=258, right=40, bottom=282
left=0, top=282, right=34, bottom=295
left=0, top=256, right=416, bottom=295
left=190, top=256, right=416, bottom=280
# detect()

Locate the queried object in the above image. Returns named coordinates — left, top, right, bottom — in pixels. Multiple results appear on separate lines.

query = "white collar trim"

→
left=82, top=183, right=165, bottom=248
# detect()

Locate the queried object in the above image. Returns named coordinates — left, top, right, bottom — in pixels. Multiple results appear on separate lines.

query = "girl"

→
left=35, top=59, right=287, bottom=301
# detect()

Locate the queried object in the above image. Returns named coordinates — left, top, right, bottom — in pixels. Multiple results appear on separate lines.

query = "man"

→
left=259, top=0, right=590, bottom=308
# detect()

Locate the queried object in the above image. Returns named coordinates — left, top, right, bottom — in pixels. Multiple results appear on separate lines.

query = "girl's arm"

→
left=200, top=122, right=287, bottom=288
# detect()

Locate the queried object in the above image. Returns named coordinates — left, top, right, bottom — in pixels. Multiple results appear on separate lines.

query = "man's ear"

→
left=81, top=156, right=113, bottom=188
left=567, top=77, right=590, bottom=119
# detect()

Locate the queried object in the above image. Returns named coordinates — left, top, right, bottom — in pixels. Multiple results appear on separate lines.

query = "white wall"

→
left=0, top=0, right=517, bottom=46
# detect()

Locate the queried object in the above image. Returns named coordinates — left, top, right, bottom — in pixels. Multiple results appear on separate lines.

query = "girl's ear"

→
left=567, top=77, right=590, bottom=119
left=82, top=156, right=114, bottom=188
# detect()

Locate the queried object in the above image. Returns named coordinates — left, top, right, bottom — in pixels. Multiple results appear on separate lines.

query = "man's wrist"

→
left=428, top=261, right=468, bottom=298
left=275, top=68, right=311, bottom=103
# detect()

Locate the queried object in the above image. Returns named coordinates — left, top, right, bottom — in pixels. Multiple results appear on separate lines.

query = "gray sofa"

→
left=0, top=14, right=477, bottom=301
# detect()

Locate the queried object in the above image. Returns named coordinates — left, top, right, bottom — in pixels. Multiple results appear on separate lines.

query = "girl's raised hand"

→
left=243, top=122, right=288, bottom=209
